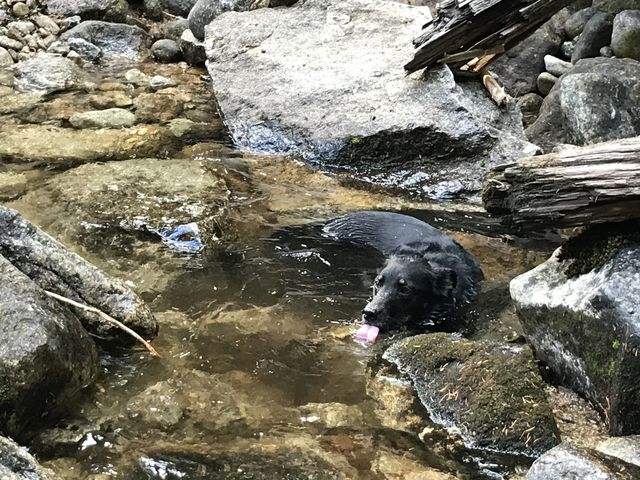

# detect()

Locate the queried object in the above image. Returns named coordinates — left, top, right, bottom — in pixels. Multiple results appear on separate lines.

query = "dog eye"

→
left=398, top=280, right=412, bottom=294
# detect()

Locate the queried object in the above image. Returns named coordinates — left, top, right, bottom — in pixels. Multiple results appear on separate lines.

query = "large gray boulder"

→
left=60, top=21, right=149, bottom=59
left=526, top=57, right=640, bottom=151
left=204, top=0, right=537, bottom=200
left=13, top=53, right=87, bottom=95
left=564, top=7, right=599, bottom=39
left=189, top=0, right=253, bottom=40
left=47, top=0, right=128, bottom=22
left=0, top=254, right=98, bottom=440
left=0, top=436, right=56, bottom=479
left=611, top=10, right=640, bottom=61
left=382, top=333, right=560, bottom=456
left=0, top=207, right=158, bottom=343
left=526, top=443, right=640, bottom=479
left=511, top=226, right=640, bottom=435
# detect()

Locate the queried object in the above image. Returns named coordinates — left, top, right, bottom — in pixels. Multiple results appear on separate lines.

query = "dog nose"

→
left=362, top=308, right=376, bottom=322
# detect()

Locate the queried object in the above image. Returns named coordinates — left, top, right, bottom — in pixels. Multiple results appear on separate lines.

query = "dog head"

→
left=361, top=255, right=457, bottom=331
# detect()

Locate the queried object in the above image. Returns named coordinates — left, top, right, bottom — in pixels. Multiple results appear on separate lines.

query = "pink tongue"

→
left=355, top=324, right=380, bottom=343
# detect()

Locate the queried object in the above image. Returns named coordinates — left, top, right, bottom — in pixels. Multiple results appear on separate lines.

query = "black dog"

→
left=323, top=211, right=483, bottom=332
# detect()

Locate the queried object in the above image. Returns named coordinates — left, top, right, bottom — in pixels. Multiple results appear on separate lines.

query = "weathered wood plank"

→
left=406, top=0, right=572, bottom=73
left=482, top=137, right=640, bottom=231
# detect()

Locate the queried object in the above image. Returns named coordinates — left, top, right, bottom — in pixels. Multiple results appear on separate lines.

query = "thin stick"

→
left=44, top=290, right=161, bottom=357
left=481, top=70, right=508, bottom=107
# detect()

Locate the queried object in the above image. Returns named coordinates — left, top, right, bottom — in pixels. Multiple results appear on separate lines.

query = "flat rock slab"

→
left=204, top=0, right=535, bottom=200
left=511, top=241, right=640, bottom=435
left=0, top=124, right=178, bottom=165
left=0, top=207, right=157, bottom=342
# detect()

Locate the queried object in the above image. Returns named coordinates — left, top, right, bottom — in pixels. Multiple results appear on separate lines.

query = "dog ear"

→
left=434, top=268, right=457, bottom=293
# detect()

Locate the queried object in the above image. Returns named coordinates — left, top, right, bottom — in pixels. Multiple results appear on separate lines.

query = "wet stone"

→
left=69, top=108, right=136, bottom=129
left=88, top=90, right=133, bottom=109
left=544, top=54, right=572, bottom=77
left=189, top=0, right=253, bottom=40
left=0, top=124, right=178, bottom=165
left=67, top=37, right=102, bottom=62
left=511, top=233, right=640, bottom=435
left=151, top=38, right=182, bottom=62
left=0, top=253, right=99, bottom=440
left=180, top=28, right=206, bottom=66
left=124, top=68, right=149, bottom=87
left=60, top=21, right=148, bottom=59
left=47, top=0, right=129, bottom=23
left=611, top=10, right=640, bottom=61
left=164, top=17, right=189, bottom=42
left=537, top=72, right=558, bottom=96
left=572, top=12, right=615, bottom=62
left=597, top=436, right=640, bottom=467
left=526, top=442, right=640, bottom=479
left=564, top=7, right=599, bottom=39
left=12, top=3, right=30, bottom=18
left=134, top=449, right=346, bottom=480
left=134, top=89, right=187, bottom=122
left=13, top=53, right=88, bottom=94
left=149, top=74, right=177, bottom=90
left=0, top=435, right=56, bottom=480
left=383, top=333, right=560, bottom=456
left=0, top=47, right=14, bottom=66
left=517, top=93, right=544, bottom=128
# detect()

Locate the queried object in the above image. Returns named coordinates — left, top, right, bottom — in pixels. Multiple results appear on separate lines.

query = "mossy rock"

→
left=383, top=333, right=560, bottom=457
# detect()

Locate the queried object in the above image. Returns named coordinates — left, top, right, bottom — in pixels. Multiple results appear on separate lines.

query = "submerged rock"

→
left=135, top=449, right=346, bottom=480
left=13, top=53, right=88, bottom=94
left=0, top=435, right=56, bottom=480
left=526, top=57, right=640, bottom=151
left=382, top=333, right=560, bottom=456
left=0, top=207, right=157, bottom=342
left=204, top=0, right=536, bottom=200
left=60, top=21, right=149, bottom=59
left=0, top=123, right=178, bottom=165
left=69, top=107, right=136, bottom=128
left=526, top=443, right=640, bottom=479
left=511, top=227, right=640, bottom=435
left=0, top=254, right=98, bottom=440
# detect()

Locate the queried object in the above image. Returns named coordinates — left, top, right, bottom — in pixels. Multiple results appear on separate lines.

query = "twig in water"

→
left=44, top=290, right=161, bottom=357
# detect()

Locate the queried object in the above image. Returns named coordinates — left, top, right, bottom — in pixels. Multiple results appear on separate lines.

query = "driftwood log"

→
left=405, top=0, right=572, bottom=73
left=482, top=137, right=640, bottom=231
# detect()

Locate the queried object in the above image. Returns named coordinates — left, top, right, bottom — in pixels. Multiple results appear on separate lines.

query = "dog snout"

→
left=362, top=307, right=377, bottom=323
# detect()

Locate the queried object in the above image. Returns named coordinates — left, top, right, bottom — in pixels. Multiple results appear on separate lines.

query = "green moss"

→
left=558, top=220, right=640, bottom=278
left=385, top=334, right=559, bottom=456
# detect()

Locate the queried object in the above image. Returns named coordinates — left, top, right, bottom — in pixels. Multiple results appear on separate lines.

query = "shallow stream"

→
left=1, top=62, right=600, bottom=479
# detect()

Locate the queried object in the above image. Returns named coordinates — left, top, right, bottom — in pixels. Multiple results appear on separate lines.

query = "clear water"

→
left=2, top=62, right=556, bottom=480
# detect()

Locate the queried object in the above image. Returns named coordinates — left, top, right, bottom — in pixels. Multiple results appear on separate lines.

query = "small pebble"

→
left=12, top=2, right=30, bottom=18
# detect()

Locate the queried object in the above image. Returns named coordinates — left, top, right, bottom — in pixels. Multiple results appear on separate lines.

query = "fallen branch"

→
left=482, top=136, right=640, bottom=230
left=44, top=290, right=161, bottom=357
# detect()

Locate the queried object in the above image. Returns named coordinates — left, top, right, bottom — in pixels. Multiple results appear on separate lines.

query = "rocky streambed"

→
left=2, top=0, right=640, bottom=479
